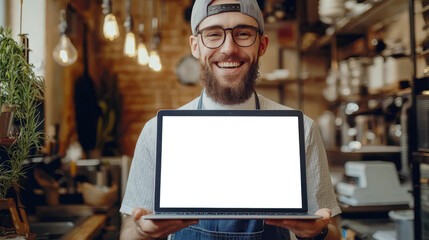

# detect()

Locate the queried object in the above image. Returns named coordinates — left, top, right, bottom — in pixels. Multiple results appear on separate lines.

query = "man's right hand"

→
left=120, top=207, right=199, bottom=240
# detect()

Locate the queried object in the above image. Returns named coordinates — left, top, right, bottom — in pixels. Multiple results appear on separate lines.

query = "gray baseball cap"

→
left=191, top=0, right=265, bottom=35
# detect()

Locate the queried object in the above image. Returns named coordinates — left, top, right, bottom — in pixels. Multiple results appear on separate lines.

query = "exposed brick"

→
left=74, top=0, right=200, bottom=156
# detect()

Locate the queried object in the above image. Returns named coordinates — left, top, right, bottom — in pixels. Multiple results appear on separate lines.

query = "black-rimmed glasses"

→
left=196, top=25, right=260, bottom=49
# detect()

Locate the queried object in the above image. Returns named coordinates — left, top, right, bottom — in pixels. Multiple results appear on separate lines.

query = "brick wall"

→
left=91, top=0, right=201, bottom=156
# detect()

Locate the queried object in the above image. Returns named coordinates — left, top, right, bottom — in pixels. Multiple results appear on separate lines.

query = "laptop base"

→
left=142, top=213, right=322, bottom=220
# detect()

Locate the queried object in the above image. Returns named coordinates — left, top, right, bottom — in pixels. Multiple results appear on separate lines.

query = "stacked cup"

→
left=318, top=0, right=346, bottom=24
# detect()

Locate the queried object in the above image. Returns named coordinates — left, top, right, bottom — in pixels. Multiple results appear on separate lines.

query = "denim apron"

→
left=170, top=91, right=291, bottom=240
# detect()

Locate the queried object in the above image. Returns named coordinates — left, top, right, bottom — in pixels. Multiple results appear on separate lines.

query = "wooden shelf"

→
left=303, top=0, right=408, bottom=53
left=327, top=146, right=402, bottom=154
left=337, top=0, right=408, bottom=34
left=328, top=88, right=411, bottom=108
left=0, top=138, right=16, bottom=146
left=340, top=145, right=402, bottom=153
left=256, top=79, right=296, bottom=87
left=339, top=202, right=410, bottom=214
left=303, top=34, right=332, bottom=53
left=348, top=107, right=383, bottom=116
left=413, top=152, right=429, bottom=164
left=417, top=48, right=429, bottom=57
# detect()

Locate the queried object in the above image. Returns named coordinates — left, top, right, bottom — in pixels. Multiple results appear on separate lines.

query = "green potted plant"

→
left=0, top=26, right=44, bottom=236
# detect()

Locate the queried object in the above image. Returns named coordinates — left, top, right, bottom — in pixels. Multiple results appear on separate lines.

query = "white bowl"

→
left=320, top=16, right=335, bottom=24
left=319, top=0, right=344, bottom=3
left=350, top=3, right=371, bottom=15
left=319, top=6, right=345, bottom=12
left=319, top=0, right=344, bottom=5
left=319, top=2, right=345, bottom=9
left=319, top=3, right=344, bottom=8
left=319, top=7, right=345, bottom=12
left=344, top=0, right=357, bottom=10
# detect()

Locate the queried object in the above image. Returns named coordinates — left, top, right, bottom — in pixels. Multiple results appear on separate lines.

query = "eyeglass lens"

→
left=200, top=26, right=258, bottom=49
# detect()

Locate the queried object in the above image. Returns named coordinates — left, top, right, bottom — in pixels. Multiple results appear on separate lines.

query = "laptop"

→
left=143, top=110, right=321, bottom=220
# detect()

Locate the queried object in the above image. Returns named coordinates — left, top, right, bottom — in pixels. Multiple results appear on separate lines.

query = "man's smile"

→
left=216, top=61, right=243, bottom=68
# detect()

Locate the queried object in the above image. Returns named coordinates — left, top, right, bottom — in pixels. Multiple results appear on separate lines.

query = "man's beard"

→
left=200, top=56, right=260, bottom=105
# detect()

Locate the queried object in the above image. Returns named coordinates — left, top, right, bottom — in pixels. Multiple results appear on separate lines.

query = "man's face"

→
left=189, top=5, right=269, bottom=105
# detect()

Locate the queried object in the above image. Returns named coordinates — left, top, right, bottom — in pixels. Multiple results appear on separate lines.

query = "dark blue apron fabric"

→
left=171, top=220, right=290, bottom=240
left=170, top=90, right=290, bottom=240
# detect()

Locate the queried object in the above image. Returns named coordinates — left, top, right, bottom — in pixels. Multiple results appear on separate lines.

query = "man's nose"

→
left=219, top=32, right=239, bottom=54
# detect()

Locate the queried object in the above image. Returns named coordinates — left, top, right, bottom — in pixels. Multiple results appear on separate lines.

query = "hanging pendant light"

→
left=123, top=0, right=136, bottom=57
left=137, top=24, right=149, bottom=65
left=137, top=0, right=149, bottom=66
left=102, top=0, right=119, bottom=41
left=138, top=41, right=149, bottom=65
left=149, top=17, right=161, bottom=71
left=149, top=49, right=161, bottom=71
left=124, top=32, right=136, bottom=57
left=53, top=9, right=78, bottom=66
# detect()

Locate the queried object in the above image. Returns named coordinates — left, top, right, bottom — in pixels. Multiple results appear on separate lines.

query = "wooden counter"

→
left=65, top=214, right=108, bottom=240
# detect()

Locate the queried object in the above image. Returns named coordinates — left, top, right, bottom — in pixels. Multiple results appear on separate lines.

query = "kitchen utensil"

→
left=176, top=55, right=200, bottom=85
left=79, top=182, right=117, bottom=207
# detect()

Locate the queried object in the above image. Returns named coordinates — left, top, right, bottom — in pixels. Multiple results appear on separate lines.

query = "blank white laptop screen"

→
left=159, top=114, right=302, bottom=209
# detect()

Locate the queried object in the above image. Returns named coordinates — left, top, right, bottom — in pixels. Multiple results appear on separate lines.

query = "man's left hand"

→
left=265, top=208, right=331, bottom=239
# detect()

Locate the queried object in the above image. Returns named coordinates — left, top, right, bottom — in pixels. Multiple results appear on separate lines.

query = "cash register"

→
left=336, top=161, right=411, bottom=206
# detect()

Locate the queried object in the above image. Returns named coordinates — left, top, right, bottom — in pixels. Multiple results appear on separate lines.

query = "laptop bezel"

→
left=155, top=109, right=308, bottom=214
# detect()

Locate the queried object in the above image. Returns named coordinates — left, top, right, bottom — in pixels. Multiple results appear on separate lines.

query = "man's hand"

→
left=265, top=208, right=339, bottom=239
left=120, top=207, right=199, bottom=240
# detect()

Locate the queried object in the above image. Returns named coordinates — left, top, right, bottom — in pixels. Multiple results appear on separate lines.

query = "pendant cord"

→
left=126, top=0, right=130, bottom=19
left=149, top=0, right=153, bottom=34
left=64, top=0, right=67, bottom=19
left=139, top=0, right=145, bottom=35
left=19, top=0, right=23, bottom=35
left=140, top=0, right=143, bottom=25
left=124, top=0, right=133, bottom=31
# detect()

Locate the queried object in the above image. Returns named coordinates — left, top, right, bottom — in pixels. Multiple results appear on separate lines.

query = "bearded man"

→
left=120, top=0, right=342, bottom=239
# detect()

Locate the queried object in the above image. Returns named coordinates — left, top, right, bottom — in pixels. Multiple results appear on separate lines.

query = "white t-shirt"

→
left=120, top=92, right=341, bottom=218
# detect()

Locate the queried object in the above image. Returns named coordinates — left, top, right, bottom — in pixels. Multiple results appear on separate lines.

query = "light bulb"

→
left=103, top=13, right=119, bottom=41
left=124, top=32, right=137, bottom=57
left=137, top=42, right=149, bottom=65
left=53, top=34, right=78, bottom=66
left=149, top=50, right=161, bottom=71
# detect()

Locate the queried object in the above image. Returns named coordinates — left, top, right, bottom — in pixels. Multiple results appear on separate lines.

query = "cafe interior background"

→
left=1, top=0, right=429, bottom=239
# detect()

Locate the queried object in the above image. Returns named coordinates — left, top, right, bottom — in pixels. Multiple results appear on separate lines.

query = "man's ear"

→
left=189, top=35, right=200, bottom=59
left=258, top=34, right=269, bottom=57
